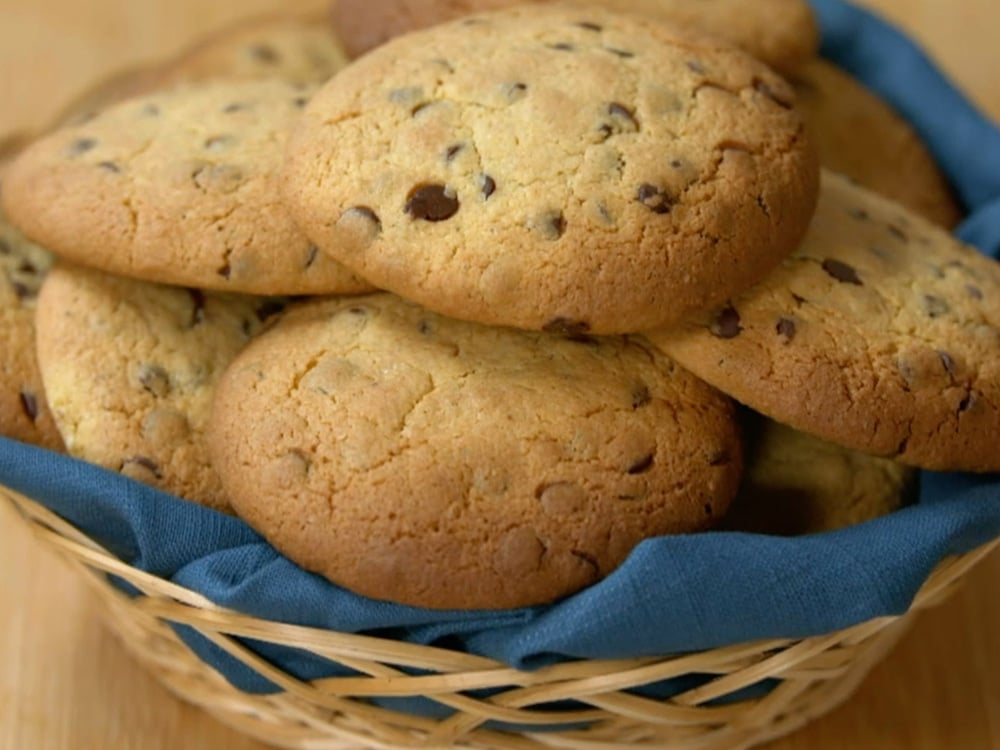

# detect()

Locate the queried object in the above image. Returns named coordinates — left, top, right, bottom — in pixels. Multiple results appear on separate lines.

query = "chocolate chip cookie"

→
left=331, top=0, right=819, bottom=75
left=723, top=414, right=915, bottom=536
left=210, top=293, right=742, bottom=609
left=648, top=170, right=1000, bottom=472
left=3, top=80, right=374, bottom=295
left=285, top=4, right=818, bottom=334
left=0, top=215, right=61, bottom=450
left=34, top=263, right=285, bottom=512
left=794, top=59, right=961, bottom=228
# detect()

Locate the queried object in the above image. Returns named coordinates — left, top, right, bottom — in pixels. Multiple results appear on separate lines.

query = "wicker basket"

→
left=3, top=483, right=996, bottom=750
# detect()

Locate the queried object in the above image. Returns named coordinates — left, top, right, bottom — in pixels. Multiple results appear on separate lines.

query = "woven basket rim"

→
left=4, top=481, right=997, bottom=750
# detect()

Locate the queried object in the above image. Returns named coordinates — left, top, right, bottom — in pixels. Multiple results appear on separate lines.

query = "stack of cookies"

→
left=1, top=0, right=996, bottom=611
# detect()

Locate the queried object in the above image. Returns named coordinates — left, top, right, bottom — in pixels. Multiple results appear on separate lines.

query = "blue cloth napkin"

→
left=2, top=0, right=999, bottom=704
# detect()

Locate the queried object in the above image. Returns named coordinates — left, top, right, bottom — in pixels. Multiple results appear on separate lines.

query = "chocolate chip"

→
left=404, top=183, right=459, bottom=222
left=547, top=42, right=575, bottom=52
left=596, top=202, right=614, bottom=225
left=636, top=183, right=672, bottom=214
left=605, top=47, right=634, bottom=58
left=938, top=351, right=957, bottom=378
left=249, top=44, right=279, bottom=63
left=575, top=21, right=603, bottom=31
left=11, top=281, right=30, bottom=301
left=98, top=161, right=121, bottom=173
left=204, top=135, right=236, bottom=152
left=480, top=174, right=496, bottom=200
left=631, top=383, right=651, bottom=408
left=599, top=102, right=639, bottom=139
left=444, top=144, right=464, bottom=162
left=887, top=224, right=908, bottom=242
left=532, top=210, right=565, bottom=240
left=687, top=60, right=706, bottom=74
left=958, top=394, right=973, bottom=413
left=188, top=289, right=205, bottom=325
left=966, top=284, right=983, bottom=300
left=502, top=82, right=528, bottom=103
left=543, top=318, right=590, bottom=336
left=19, top=390, right=38, bottom=422
left=304, top=244, right=318, bottom=269
left=822, top=259, right=863, bottom=285
left=708, top=449, right=731, bottom=466
left=922, top=295, right=950, bottom=318
left=670, top=159, right=684, bottom=169
left=753, top=78, right=793, bottom=108
left=218, top=263, right=232, bottom=279
left=417, top=319, right=432, bottom=335
left=704, top=503, right=714, bottom=516
left=66, top=138, right=97, bottom=157
left=137, top=364, right=171, bottom=398
left=627, top=454, right=654, bottom=475
left=710, top=306, right=742, bottom=339
left=120, top=456, right=162, bottom=479
left=292, top=96, right=309, bottom=108
left=776, top=317, right=796, bottom=340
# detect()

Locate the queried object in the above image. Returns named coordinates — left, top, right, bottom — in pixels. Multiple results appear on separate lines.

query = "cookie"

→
left=0, top=215, right=62, bottom=450
left=722, top=414, right=915, bottom=536
left=647, top=170, right=1000, bottom=472
left=793, top=59, right=962, bottom=228
left=2, top=80, right=374, bottom=295
left=51, top=13, right=348, bottom=129
left=209, top=293, right=742, bottom=609
left=34, top=263, right=285, bottom=513
left=330, top=0, right=819, bottom=75
left=284, top=5, right=819, bottom=334
left=155, top=12, right=348, bottom=88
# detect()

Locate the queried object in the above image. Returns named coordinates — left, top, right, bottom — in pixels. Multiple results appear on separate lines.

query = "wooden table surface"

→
left=0, top=1, right=998, bottom=748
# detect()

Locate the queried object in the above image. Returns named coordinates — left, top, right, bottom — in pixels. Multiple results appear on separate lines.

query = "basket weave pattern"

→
left=4, top=485, right=995, bottom=750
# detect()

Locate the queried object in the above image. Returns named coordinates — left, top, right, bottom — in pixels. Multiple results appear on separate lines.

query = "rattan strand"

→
left=3, top=485, right=995, bottom=750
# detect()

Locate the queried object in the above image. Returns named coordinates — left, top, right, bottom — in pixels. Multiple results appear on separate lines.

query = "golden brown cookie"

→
left=0, top=215, right=62, bottom=451
left=330, top=0, right=819, bottom=75
left=2, top=80, right=374, bottom=295
left=210, top=293, right=743, bottom=609
left=285, top=4, right=818, bottom=334
left=50, top=13, right=348, bottom=129
left=722, top=414, right=915, bottom=536
left=647, top=170, right=1000, bottom=472
left=793, top=59, right=962, bottom=228
left=34, top=264, right=285, bottom=512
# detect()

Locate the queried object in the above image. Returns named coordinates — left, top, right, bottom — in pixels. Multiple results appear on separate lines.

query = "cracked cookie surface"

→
left=34, top=263, right=285, bottom=512
left=793, top=60, right=961, bottom=228
left=331, top=0, right=818, bottom=76
left=284, top=4, right=818, bottom=334
left=722, top=414, right=915, bottom=536
left=647, top=170, right=1000, bottom=472
left=2, top=79, right=374, bottom=295
left=210, top=293, right=742, bottom=609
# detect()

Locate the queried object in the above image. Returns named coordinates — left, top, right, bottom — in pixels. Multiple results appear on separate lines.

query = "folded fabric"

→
left=1, top=0, right=998, bottom=702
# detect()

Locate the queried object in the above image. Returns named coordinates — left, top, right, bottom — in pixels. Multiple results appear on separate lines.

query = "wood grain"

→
left=0, top=1, right=997, bottom=748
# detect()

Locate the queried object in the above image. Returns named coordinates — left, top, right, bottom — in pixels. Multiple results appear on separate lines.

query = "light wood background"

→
left=0, top=0, right=998, bottom=748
